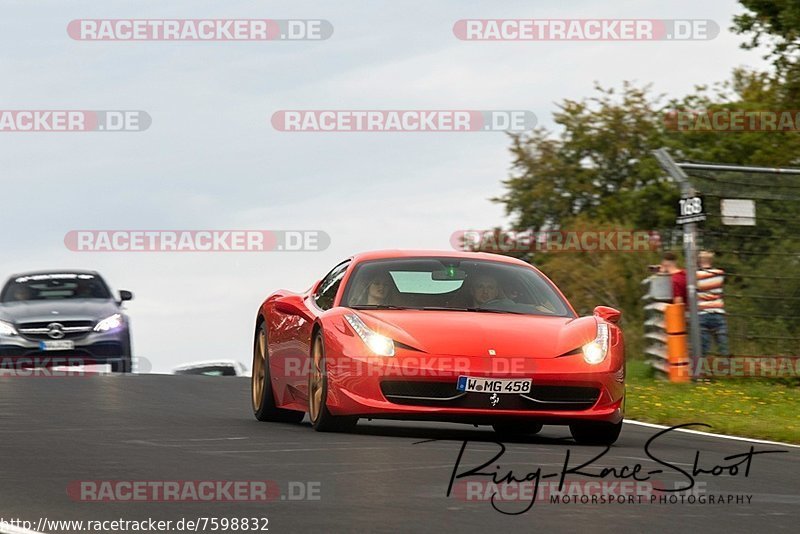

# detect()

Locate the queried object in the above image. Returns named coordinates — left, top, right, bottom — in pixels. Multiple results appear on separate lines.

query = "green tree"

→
left=665, top=70, right=800, bottom=165
left=734, top=0, right=800, bottom=104
left=488, top=0, right=800, bottom=359
left=496, top=82, right=678, bottom=233
left=493, top=72, right=800, bottom=359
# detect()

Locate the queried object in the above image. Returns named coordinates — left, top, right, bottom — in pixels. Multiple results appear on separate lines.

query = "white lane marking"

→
left=624, top=419, right=800, bottom=449
left=330, top=464, right=458, bottom=476
left=0, top=522, right=45, bottom=534
left=618, top=455, right=651, bottom=462
left=184, top=437, right=249, bottom=442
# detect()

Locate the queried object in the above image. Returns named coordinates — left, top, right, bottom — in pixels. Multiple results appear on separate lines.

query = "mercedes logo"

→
left=46, top=323, right=65, bottom=339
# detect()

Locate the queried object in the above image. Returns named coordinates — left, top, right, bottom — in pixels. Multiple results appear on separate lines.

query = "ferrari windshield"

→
left=342, top=257, right=573, bottom=317
left=0, top=273, right=112, bottom=302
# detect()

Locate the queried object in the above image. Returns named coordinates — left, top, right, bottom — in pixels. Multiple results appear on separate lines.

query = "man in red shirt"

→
left=660, top=251, right=687, bottom=304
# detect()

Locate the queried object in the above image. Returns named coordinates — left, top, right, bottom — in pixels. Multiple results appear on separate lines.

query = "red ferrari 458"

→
left=251, top=250, right=625, bottom=445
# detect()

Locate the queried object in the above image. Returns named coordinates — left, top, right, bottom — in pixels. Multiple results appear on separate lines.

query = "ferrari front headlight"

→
left=345, top=314, right=395, bottom=357
left=582, top=322, right=609, bottom=365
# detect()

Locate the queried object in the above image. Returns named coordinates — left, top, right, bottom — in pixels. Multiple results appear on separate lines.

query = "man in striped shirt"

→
left=697, top=250, right=729, bottom=356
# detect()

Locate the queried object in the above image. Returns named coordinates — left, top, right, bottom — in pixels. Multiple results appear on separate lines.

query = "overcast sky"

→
left=0, top=0, right=765, bottom=372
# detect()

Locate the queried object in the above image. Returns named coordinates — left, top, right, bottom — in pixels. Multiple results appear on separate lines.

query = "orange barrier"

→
left=664, top=303, right=690, bottom=382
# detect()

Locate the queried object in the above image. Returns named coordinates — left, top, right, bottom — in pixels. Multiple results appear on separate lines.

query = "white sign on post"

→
left=721, top=199, right=756, bottom=226
left=676, top=195, right=706, bottom=225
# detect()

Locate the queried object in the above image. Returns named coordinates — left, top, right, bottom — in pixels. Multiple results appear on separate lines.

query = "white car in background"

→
left=172, top=360, right=249, bottom=377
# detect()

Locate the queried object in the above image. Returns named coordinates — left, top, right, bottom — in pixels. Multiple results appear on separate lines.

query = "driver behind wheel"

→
left=469, top=274, right=513, bottom=308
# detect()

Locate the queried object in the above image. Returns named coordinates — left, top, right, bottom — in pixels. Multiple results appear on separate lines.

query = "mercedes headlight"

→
left=582, top=322, right=609, bottom=365
left=345, top=314, right=395, bottom=357
left=0, top=320, right=18, bottom=336
left=94, top=313, right=123, bottom=333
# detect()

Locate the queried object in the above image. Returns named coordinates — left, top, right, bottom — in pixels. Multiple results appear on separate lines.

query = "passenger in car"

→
left=10, top=284, right=33, bottom=302
left=351, top=272, right=395, bottom=306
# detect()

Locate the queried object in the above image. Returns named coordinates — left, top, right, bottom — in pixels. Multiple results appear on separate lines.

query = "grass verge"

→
left=625, top=359, right=799, bottom=444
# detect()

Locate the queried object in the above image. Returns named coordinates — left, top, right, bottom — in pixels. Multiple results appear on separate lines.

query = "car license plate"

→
left=39, top=340, right=75, bottom=351
left=457, top=376, right=532, bottom=394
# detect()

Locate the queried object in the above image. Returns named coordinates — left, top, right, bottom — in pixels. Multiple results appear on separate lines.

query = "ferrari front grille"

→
left=380, top=381, right=600, bottom=411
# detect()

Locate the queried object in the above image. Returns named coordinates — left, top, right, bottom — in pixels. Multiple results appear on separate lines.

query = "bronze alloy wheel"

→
left=307, top=331, right=357, bottom=432
left=308, top=336, right=324, bottom=424
left=252, top=325, right=267, bottom=411
left=252, top=321, right=304, bottom=423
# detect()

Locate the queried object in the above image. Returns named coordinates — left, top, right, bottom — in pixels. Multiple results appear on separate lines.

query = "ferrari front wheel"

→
left=252, top=321, right=304, bottom=423
left=569, top=420, right=622, bottom=446
left=308, top=332, right=357, bottom=433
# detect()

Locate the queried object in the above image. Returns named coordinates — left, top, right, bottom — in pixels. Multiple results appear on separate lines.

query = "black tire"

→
left=569, top=420, right=622, bottom=446
left=111, top=358, right=131, bottom=373
left=308, top=332, right=357, bottom=433
left=492, top=421, right=543, bottom=438
left=252, top=321, right=305, bottom=423
left=111, top=332, right=132, bottom=373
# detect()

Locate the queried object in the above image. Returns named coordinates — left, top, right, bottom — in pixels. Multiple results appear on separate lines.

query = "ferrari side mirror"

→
left=593, top=305, right=621, bottom=324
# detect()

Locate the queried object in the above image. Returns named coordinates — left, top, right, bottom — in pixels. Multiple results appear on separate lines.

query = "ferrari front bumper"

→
left=323, top=346, right=625, bottom=425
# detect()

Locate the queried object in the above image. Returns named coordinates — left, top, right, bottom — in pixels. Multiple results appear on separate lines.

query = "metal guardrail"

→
left=643, top=274, right=671, bottom=378
left=642, top=274, right=689, bottom=381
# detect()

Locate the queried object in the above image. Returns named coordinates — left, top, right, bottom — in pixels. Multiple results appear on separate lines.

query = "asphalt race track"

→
left=1, top=375, right=797, bottom=533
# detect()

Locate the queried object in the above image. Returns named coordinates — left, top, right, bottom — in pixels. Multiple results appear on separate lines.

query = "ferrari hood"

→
left=354, top=310, right=598, bottom=359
